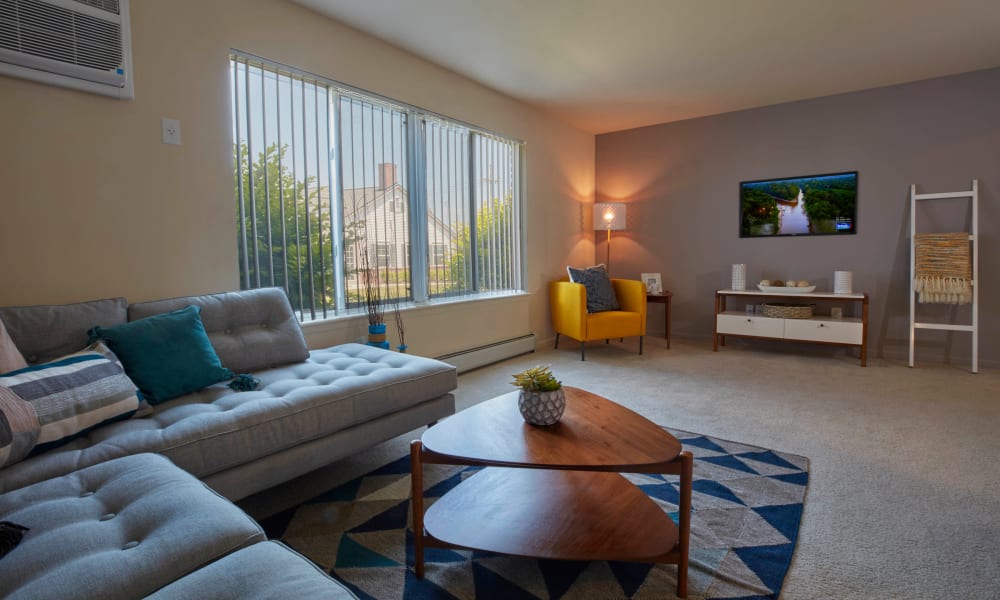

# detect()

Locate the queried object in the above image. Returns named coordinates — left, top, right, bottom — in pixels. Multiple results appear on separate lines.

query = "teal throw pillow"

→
left=88, top=305, right=233, bottom=404
left=567, top=264, right=621, bottom=313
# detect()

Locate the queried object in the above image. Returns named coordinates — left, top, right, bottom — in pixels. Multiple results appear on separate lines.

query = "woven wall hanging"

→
left=913, top=232, right=972, bottom=304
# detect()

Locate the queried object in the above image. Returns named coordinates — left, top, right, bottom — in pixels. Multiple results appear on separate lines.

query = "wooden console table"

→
left=713, top=289, right=869, bottom=366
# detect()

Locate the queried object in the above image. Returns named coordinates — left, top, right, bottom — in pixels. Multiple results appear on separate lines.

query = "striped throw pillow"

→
left=0, top=386, right=39, bottom=468
left=0, top=342, right=141, bottom=462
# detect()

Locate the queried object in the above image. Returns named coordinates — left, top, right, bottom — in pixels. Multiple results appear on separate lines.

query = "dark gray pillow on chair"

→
left=567, top=264, right=620, bottom=313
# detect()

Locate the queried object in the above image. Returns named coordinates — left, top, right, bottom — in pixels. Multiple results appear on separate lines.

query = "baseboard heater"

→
left=436, top=334, right=536, bottom=374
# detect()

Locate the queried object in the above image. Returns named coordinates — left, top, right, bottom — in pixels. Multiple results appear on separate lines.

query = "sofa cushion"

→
left=0, top=297, right=127, bottom=365
left=0, top=342, right=141, bottom=459
left=0, top=344, right=458, bottom=495
left=146, top=541, right=357, bottom=599
left=0, top=453, right=265, bottom=600
left=0, top=318, right=27, bottom=374
left=567, top=264, right=621, bottom=313
left=89, top=305, right=234, bottom=404
left=128, top=287, right=309, bottom=374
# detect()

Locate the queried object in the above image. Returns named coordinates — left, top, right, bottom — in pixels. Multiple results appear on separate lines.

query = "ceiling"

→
left=293, top=0, right=1000, bottom=134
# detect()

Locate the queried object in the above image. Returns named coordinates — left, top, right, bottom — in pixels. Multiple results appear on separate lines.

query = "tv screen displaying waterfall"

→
left=740, top=171, right=858, bottom=237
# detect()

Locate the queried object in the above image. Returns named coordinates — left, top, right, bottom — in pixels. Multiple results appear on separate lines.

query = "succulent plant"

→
left=511, top=365, right=562, bottom=392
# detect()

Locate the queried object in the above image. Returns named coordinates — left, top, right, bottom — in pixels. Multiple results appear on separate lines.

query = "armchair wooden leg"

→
left=605, top=339, right=609, bottom=344
left=639, top=336, right=644, bottom=355
left=554, top=333, right=560, bottom=349
left=580, top=341, right=586, bottom=361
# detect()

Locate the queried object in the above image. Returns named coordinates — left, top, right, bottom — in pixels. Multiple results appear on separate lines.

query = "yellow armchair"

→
left=549, top=278, right=647, bottom=360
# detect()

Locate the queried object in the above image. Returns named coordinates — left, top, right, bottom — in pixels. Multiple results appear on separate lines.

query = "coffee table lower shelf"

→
left=410, top=440, right=693, bottom=597
left=423, top=467, right=679, bottom=561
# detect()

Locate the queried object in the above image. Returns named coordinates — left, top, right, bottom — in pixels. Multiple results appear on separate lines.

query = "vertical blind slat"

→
left=234, top=59, right=250, bottom=290
left=277, top=72, right=289, bottom=297
left=290, top=75, right=304, bottom=320
left=261, top=66, right=274, bottom=287
left=313, top=83, right=327, bottom=316
left=245, top=61, right=260, bottom=289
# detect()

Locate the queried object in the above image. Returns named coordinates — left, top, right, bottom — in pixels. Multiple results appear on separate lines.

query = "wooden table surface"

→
left=420, top=387, right=682, bottom=471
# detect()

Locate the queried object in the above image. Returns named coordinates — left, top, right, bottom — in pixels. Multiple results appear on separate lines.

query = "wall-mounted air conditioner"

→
left=0, top=0, right=133, bottom=99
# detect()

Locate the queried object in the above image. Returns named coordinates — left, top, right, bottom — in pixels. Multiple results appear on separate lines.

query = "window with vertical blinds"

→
left=231, top=52, right=524, bottom=320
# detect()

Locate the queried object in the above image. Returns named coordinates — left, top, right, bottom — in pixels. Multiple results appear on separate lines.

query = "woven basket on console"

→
left=761, top=303, right=814, bottom=319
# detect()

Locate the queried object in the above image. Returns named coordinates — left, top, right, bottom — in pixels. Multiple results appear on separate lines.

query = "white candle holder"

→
left=834, top=271, right=853, bottom=294
left=731, top=264, right=747, bottom=291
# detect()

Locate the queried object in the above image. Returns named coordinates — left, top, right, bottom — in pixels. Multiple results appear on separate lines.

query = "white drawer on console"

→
left=717, top=314, right=784, bottom=338
left=784, top=319, right=862, bottom=345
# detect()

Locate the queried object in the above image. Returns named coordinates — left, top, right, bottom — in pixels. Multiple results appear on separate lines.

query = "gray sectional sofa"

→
left=0, top=287, right=457, bottom=498
left=0, top=287, right=458, bottom=598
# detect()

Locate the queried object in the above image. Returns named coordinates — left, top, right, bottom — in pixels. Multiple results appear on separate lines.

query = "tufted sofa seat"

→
left=146, top=540, right=356, bottom=599
left=0, top=288, right=457, bottom=499
left=0, top=453, right=352, bottom=599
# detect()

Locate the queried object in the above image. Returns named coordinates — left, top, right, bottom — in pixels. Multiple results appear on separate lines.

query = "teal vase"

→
left=367, top=323, right=390, bottom=349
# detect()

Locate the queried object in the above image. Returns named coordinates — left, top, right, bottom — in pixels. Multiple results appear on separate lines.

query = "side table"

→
left=647, top=291, right=673, bottom=349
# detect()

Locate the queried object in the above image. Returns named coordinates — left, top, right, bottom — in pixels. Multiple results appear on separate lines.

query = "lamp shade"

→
left=593, top=203, right=627, bottom=231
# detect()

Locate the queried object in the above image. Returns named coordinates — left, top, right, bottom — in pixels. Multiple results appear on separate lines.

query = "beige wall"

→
left=0, top=0, right=595, bottom=356
left=596, top=68, right=999, bottom=367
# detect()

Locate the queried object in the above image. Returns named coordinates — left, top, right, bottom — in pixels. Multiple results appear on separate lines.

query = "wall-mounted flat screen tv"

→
left=740, top=171, right=858, bottom=237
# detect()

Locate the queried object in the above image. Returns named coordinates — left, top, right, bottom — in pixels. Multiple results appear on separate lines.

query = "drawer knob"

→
left=819, top=323, right=825, bottom=327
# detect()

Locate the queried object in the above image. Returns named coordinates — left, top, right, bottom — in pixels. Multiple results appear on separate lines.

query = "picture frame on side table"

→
left=641, top=272, right=662, bottom=294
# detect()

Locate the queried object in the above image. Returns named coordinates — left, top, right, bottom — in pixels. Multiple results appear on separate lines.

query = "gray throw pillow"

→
left=567, top=264, right=620, bottom=313
left=0, top=318, right=27, bottom=374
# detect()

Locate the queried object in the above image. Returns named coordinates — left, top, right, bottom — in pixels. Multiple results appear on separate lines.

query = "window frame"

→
left=231, top=50, right=526, bottom=321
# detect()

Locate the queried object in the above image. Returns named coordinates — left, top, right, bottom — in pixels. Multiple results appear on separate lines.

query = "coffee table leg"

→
left=677, top=451, right=693, bottom=598
left=410, top=440, right=426, bottom=578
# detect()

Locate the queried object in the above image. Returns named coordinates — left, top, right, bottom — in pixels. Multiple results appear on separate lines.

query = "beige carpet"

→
left=241, top=337, right=1000, bottom=599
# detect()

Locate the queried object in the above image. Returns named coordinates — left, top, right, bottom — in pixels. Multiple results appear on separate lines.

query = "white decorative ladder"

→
left=908, top=180, right=979, bottom=373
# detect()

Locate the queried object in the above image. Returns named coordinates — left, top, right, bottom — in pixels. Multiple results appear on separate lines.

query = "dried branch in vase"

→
left=361, top=247, right=384, bottom=326
left=393, top=297, right=406, bottom=348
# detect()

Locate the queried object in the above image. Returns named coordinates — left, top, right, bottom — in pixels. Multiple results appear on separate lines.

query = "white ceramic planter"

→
left=518, top=388, right=566, bottom=426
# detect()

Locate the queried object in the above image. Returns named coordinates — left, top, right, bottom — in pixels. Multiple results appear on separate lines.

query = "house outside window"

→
left=231, top=52, right=524, bottom=320
left=375, top=242, right=394, bottom=268
left=344, top=241, right=356, bottom=280
left=431, top=243, right=447, bottom=267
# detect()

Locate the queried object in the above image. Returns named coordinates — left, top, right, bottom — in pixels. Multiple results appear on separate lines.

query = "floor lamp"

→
left=594, top=203, right=627, bottom=271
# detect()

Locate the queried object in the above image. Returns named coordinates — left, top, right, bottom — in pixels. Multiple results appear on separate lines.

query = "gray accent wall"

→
left=595, top=68, right=998, bottom=367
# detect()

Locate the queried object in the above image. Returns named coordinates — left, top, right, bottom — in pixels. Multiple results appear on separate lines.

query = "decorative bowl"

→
left=757, top=284, right=816, bottom=293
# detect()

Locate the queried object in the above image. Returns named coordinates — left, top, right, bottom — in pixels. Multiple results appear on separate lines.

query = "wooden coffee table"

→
left=410, top=386, right=693, bottom=597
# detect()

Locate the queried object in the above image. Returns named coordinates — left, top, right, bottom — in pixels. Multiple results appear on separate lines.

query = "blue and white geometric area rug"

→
left=260, top=428, right=809, bottom=600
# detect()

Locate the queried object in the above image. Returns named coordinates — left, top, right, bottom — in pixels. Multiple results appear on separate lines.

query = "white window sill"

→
left=299, top=290, right=530, bottom=334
